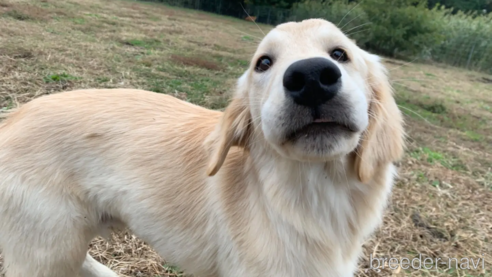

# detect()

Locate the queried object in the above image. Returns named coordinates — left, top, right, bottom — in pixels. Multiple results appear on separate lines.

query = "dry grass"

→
left=169, top=54, right=224, bottom=71
left=0, top=0, right=491, bottom=276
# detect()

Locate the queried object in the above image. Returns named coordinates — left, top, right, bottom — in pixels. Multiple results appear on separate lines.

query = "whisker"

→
left=339, top=11, right=364, bottom=31
left=346, top=28, right=371, bottom=37
left=337, top=1, right=362, bottom=28
left=343, top=22, right=372, bottom=34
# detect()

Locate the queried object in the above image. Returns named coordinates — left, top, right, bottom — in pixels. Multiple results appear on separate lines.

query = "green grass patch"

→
left=43, top=72, right=80, bottom=83
left=1, top=97, right=15, bottom=111
left=410, top=147, right=466, bottom=171
left=162, top=264, right=184, bottom=276
left=431, top=180, right=440, bottom=188
left=122, top=38, right=162, bottom=49
left=223, top=58, right=249, bottom=70
left=72, top=17, right=85, bottom=24
left=136, top=64, right=226, bottom=107
left=216, top=56, right=249, bottom=68
left=96, top=77, right=110, bottom=83
left=480, top=172, right=492, bottom=191
left=479, top=102, right=491, bottom=112
left=395, top=86, right=487, bottom=134
left=421, top=102, right=447, bottom=114
left=415, top=171, right=428, bottom=183
left=396, top=98, right=441, bottom=124
left=211, top=44, right=236, bottom=53
left=396, top=93, right=446, bottom=115
left=465, top=130, right=483, bottom=142
left=3, top=10, right=30, bottom=20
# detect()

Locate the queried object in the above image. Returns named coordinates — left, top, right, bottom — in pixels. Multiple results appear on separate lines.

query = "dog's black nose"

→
left=283, top=57, right=341, bottom=108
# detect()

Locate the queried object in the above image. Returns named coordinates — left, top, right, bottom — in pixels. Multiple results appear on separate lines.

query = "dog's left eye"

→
left=330, top=48, right=349, bottom=62
left=255, top=56, right=273, bottom=73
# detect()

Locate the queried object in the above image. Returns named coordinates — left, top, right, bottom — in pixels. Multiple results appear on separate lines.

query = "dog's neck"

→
left=242, top=141, right=392, bottom=251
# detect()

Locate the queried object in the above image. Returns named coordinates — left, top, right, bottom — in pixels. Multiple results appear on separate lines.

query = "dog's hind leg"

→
left=1, top=234, right=89, bottom=277
left=80, top=253, right=119, bottom=277
left=0, top=180, right=102, bottom=277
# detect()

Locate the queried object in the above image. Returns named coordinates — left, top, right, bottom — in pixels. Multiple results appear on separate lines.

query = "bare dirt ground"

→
left=0, top=0, right=490, bottom=276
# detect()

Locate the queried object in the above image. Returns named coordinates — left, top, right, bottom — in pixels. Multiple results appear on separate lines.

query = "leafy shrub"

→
left=430, top=6, right=492, bottom=73
left=360, top=0, right=443, bottom=58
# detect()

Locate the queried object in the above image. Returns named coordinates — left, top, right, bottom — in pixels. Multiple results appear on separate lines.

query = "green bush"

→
left=360, top=0, right=443, bottom=58
left=430, top=6, right=492, bottom=73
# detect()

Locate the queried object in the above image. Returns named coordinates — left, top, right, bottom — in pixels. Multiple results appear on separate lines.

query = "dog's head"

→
left=206, top=19, right=405, bottom=183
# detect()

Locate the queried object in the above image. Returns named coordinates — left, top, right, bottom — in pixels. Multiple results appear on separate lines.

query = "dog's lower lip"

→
left=312, top=118, right=356, bottom=132
left=313, top=118, right=333, bottom=123
left=312, top=121, right=357, bottom=132
left=312, top=121, right=353, bottom=131
left=286, top=121, right=356, bottom=141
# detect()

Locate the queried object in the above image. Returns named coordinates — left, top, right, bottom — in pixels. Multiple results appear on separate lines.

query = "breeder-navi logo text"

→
left=369, top=254, right=486, bottom=271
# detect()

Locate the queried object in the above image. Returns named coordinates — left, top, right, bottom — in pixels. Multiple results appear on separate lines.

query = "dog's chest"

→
left=218, top=199, right=361, bottom=277
left=215, top=155, right=395, bottom=277
left=217, top=168, right=375, bottom=277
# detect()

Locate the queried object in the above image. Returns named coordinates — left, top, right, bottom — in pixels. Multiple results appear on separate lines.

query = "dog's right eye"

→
left=255, top=56, right=273, bottom=73
left=330, top=48, right=349, bottom=62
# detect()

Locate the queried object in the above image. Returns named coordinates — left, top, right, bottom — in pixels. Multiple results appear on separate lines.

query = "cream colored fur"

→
left=0, top=19, right=404, bottom=277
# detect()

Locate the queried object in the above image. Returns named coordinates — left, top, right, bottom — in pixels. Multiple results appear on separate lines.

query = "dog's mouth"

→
left=286, top=117, right=357, bottom=142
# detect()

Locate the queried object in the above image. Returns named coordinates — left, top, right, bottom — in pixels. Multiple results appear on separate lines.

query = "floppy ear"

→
left=354, top=54, right=406, bottom=183
left=206, top=76, right=252, bottom=176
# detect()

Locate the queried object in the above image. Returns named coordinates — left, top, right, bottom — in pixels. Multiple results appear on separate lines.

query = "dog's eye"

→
left=330, top=48, right=349, bottom=62
left=255, top=56, right=273, bottom=72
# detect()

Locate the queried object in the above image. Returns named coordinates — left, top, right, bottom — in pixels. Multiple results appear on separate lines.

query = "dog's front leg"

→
left=80, top=253, right=119, bottom=277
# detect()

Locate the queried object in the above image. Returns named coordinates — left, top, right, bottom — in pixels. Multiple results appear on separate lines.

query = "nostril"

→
left=284, top=57, right=341, bottom=108
left=284, top=71, right=306, bottom=92
left=319, top=67, right=341, bottom=86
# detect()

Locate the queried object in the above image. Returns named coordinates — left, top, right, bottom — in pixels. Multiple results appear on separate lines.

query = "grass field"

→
left=0, top=0, right=491, bottom=276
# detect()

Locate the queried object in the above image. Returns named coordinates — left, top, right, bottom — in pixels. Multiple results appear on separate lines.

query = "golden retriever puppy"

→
left=0, top=18, right=404, bottom=277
